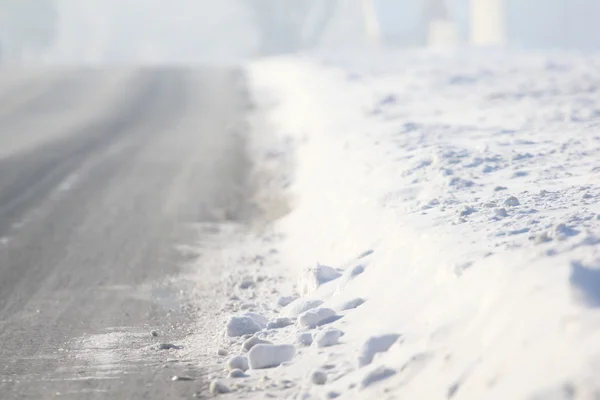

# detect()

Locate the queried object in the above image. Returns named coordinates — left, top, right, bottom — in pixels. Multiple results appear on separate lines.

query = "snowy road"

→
left=0, top=68, right=252, bottom=398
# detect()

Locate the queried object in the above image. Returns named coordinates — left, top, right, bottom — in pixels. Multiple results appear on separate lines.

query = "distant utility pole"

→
left=361, top=0, right=381, bottom=47
left=469, top=0, right=506, bottom=46
left=423, top=0, right=460, bottom=47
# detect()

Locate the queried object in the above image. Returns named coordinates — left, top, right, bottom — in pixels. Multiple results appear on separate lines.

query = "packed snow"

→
left=202, top=49, right=600, bottom=399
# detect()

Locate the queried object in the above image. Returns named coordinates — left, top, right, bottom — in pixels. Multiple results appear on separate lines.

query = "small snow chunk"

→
left=171, top=375, right=193, bottom=381
left=459, top=206, right=477, bottom=217
left=325, top=391, right=341, bottom=399
left=267, top=317, right=293, bottom=330
left=242, top=336, right=272, bottom=352
left=299, top=264, right=343, bottom=295
left=358, top=334, right=401, bottom=367
left=158, top=343, right=180, bottom=350
left=494, top=208, right=508, bottom=218
left=494, top=186, right=508, bottom=191
left=229, top=369, right=246, bottom=378
left=318, top=315, right=344, bottom=326
left=379, top=94, right=397, bottom=106
left=314, top=327, right=343, bottom=348
left=448, top=177, right=475, bottom=188
left=347, top=264, right=365, bottom=278
left=298, top=307, right=337, bottom=328
left=277, top=295, right=298, bottom=307
left=528, top=382, right=576, bottom=400
left=244, top=312, right=268, bottom=328
left=552, top=224, right=580, bottom=240
left=504, top=196, right=520, bottom=207
left=338, top=297, right=365, bottom=311
left=227, top=316, right=262, bottom=337
left=227, top=355, right=249, bottom=371
left=248, top=344, right=295, bottom=369
left=284, top=299, right=324, bottom=318
left=217, top=348, right=228, bottom=356
left=358, top=249, right=374, bottom=259
left=534, top=232, right=553, bottom=244
left=297, top=332, right=313, bottom=346
left=311, top=369, right=327, bottom=385
left=360, top=366, right=396, bottom=389
left=448, top=381, right=461, bottom=398
left=336, top=264, right=367, bottom=292
left=239, top=277, right=255, bottom=289
left=209, top=380, right=231, bottom=394
left=512, top=152, right=533, bottom=161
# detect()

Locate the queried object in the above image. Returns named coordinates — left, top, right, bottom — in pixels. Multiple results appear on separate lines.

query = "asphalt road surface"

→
left=0, top=67, right=253, bottom=399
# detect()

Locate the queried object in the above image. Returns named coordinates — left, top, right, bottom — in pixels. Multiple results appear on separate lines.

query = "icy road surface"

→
left=0, top=68, right=252, bottom=398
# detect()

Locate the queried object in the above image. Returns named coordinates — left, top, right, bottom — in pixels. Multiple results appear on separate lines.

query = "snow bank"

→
left=245, top=50, right=600, bottom=399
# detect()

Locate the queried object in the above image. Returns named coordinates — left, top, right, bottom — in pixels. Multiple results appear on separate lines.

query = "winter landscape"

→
left=0, top=1, right=599, bottom=399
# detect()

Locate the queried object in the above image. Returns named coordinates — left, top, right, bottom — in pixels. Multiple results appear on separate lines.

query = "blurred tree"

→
left=0, top=0, right=58, bottom=59
left=243, top=0, right=339, bottom=55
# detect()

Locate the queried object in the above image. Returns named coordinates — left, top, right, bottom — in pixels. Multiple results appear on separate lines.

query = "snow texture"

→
left=239, top=49, right=600, bottom=399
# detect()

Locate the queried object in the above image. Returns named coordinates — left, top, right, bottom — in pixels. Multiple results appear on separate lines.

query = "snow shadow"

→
left=569, top=260, right=600, bottom=308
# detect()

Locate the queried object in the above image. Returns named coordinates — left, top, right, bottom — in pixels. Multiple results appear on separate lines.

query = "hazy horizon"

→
left=1, top=0, right=599, bottom=65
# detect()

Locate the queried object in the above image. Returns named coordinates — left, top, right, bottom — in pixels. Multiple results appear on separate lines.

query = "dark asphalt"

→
left=0, top=67, right=253, bottom=399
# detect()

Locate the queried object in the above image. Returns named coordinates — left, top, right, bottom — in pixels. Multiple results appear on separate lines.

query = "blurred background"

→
left=0, top=0, right=599, bottom=65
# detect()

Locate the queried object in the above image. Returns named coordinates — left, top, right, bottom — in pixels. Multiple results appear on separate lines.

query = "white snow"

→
left=235, top=49, right=600, bottom=399
left=248, top=344, right=296, bottom=370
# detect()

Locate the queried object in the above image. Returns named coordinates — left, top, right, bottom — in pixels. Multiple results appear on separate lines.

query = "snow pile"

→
left=237, top=50, right=600, bottom=399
